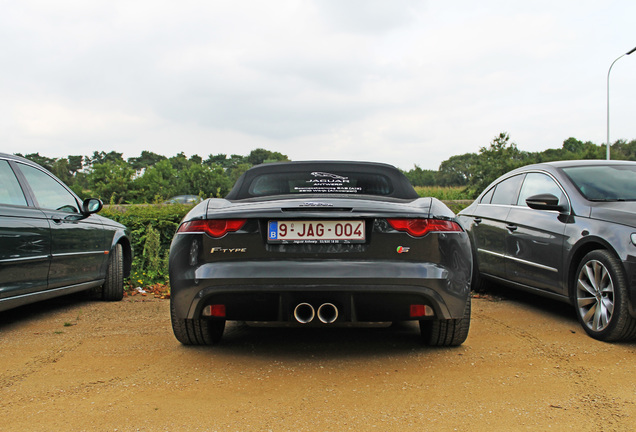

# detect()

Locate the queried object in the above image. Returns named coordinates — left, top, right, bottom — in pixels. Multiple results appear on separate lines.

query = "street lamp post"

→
left=607, top=45, right=636, bottom=160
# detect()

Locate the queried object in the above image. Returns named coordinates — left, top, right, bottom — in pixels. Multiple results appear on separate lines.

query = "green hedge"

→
left=101, top=204, right=192, bottom=288
left=102, top=204, right=191, bottom=250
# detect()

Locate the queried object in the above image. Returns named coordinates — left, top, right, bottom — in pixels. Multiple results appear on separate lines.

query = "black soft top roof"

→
left=225, top=161, right=419, bottom=200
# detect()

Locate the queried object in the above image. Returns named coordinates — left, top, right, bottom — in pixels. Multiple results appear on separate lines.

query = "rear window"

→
left=248, top=171, right=393, bottom=197
left=225, top=162, right=419, bottom=200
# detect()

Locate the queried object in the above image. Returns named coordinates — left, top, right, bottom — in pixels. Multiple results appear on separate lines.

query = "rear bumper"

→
left=170, top=260, right=471, bottom=322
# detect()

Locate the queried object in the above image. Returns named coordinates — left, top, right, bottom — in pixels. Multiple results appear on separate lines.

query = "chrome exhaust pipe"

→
left=317, top=303, right=338, bottom=324
left=293, top=303, right=315, bottom=324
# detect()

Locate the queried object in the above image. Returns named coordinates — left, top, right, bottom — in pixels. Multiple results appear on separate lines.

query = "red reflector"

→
left=387, top=218, right=462, bottom=237
left=178, top=219, right=246, bottom=238
left=410, top=304, right=434, bottom=317
left=203, top=304, right=226, bottom=317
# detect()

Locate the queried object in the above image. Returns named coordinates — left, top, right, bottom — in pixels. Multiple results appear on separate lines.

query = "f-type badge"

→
left=211, top=247, right=247, bottom=254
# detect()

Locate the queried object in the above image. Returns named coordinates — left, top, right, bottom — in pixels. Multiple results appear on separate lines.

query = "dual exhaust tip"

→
left=293, top=302, right=338, bottom=324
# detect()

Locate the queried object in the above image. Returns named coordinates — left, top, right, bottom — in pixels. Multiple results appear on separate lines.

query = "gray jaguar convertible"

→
left=169, top=161, right=472, bottom=346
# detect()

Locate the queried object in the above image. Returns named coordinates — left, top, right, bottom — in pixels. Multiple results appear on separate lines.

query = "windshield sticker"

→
left=293, top=172, right=362, bottom=194
left=310, top=172, right=349, bottom=181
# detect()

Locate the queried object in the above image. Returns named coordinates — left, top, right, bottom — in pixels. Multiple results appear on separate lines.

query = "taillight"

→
left=178, top=219, right=246, bottom=238
left=386, top=218, right=462, bottom=237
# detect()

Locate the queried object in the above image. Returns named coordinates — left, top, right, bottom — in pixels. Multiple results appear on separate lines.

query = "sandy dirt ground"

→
left=1, top=288, right=635, bottom=432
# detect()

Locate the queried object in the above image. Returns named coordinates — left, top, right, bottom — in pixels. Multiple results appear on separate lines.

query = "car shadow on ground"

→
left=198, top=320, right=465, bottom=360
left=0, top=292, right=93, bottom=329
left=476, top=281, right=577, bottom=321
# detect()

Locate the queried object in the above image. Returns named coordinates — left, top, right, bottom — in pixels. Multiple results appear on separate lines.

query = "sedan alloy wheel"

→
left=574, top=250, right=636, bottom=341
left=576, top=257, right=614, bottom=332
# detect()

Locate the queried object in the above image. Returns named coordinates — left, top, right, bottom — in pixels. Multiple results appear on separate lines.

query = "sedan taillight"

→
left=386, top=218, right=462, bottom=237
left=178, top=219, right=247, bottom=238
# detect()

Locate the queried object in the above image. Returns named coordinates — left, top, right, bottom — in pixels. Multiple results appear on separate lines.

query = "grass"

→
left=414, top=186, right=472, bottom=200
left=414, top=186, right=474, bottom=213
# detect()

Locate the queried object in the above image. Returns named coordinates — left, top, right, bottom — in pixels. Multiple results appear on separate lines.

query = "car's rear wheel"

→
left=101, top=243, right=124, bottom=301
left=420, top=295, right=471, bottom=346
left=575, top=250, right=636, bottom=341
left=170, top=300, right=225, bottom=345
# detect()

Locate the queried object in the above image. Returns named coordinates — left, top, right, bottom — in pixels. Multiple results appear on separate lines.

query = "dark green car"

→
left=0, top=153, right=132, bottom=312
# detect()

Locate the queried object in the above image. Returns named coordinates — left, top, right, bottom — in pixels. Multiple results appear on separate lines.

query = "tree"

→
left=177, top=164, right=233, bottom=198
left=557, top=137, right=603, bottom=160
left=562, top=137, right=585, bottom=154
left=50, top=158, right=72, bottom=184
left=247, top=148, right=289, bottom=165
left=86, top=151, right=124, bottom=167
left=67, top=155, right=84, bottom=174
left=227, top=162, right=252, bottom=184
left=205, top=154, right=229, bottom=167
left=226, top=154, right=248, bottom=168
left=127, top=151, right=166, bottom=171
left=403, top=165, right=438, bottom=186
left=467, top=132, right=530, bottom=197
left=88, top=161, right=135, bottom=203
left=22, top=153, right=55, bottom=171
left=132, top=159, right=178, bottom=202
left=50, top=155, right=83, bottom=182
left=168, top=152, right=190, bottom=172
left=438, top=153, right=480, bottom=186
left=609, top=139, right=636, bottom=160
left=189, top=154, right=203, bottom=165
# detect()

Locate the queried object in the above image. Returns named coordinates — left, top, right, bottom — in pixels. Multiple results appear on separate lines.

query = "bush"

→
left=101, top=204, right=192, bottom=289
left=414, top=186, right=473, bottom=200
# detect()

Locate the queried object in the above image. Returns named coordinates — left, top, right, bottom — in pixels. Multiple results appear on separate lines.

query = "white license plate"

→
left=268, top=220, right=365, bottom=243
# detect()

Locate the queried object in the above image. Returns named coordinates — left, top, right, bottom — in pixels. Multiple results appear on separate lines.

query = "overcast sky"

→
left=2, top=0, right=635, bottom=170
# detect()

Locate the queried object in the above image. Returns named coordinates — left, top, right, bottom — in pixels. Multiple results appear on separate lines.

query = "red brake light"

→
left=387, top=218, right=462, bottom=237
left=178, top=219, right=246, bottom=238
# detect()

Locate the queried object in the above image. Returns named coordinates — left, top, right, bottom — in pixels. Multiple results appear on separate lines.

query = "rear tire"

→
left=102, top=243, right=124, bottom=301
left=420, top=295, right=471, bottom=346
left=170, top=299, right=225, bottom=345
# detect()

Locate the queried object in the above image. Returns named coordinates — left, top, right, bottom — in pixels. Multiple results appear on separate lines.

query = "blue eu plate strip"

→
left=268, top=221, right=278, bottom=240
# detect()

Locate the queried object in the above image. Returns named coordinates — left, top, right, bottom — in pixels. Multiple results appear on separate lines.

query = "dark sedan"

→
left=0, top=153, right=132, bottom=312
left=458, top=160, right=636, bottom=341
left=169, top=161, right=472, bottom=346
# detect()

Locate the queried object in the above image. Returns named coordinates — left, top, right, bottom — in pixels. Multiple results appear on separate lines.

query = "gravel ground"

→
left=1, top=288, right=635, bottom=432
